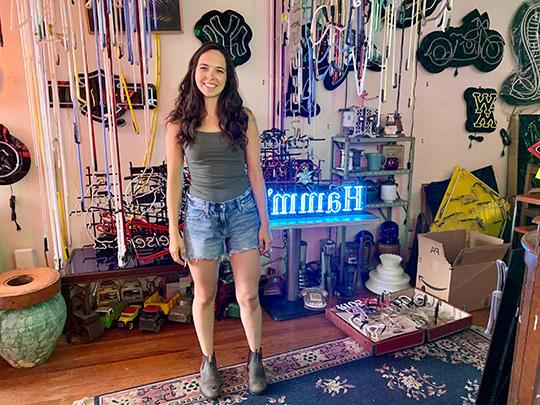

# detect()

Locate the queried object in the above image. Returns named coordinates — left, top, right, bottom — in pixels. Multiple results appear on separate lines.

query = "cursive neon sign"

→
left=267, top=185, right=366, bottom=218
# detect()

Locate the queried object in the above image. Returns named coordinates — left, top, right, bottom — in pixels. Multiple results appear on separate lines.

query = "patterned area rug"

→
left=84, top=329, right=488, bottom=405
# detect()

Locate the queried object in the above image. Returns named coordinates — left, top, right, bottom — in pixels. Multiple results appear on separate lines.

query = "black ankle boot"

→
left=200, top=354, right=222, bottom=400
left=247, top=348, right=268, bottom=395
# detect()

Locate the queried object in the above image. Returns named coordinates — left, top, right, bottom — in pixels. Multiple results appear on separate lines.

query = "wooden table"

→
left=61, top=247, right=187, bottom=342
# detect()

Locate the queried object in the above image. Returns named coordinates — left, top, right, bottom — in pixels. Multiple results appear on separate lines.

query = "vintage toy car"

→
left=169, top=297, right=193, bottom=323
left=71, top=285, right=104, bottom=343
left=95, top=301, right=126, bottom=329
left=117, top=304, right=142, bottom=330
left=120, top=279, right=144, bottom=303
left=143, top=291, right=180, bottom=315
left=96, top=280, right=121, bottom=306
left=139, top=291, right=180, bottom=332
left=138, top=305, right=165, bottom=332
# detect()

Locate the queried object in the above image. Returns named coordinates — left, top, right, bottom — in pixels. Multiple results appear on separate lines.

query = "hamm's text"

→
left=267, top=185, right=365, bottom=217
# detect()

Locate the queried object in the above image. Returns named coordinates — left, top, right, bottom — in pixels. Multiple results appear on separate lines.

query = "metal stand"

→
left=286, top=228, right=301, bottom=301
left=260, top=228, right=324, bottom=321
left=261, top=215, right=379, bottom=321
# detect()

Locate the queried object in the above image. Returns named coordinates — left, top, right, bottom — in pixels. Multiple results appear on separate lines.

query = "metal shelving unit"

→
left=331, top=168, right=413, bottom=178
left=330, top=135, right=416, bottom=261
left=367, top=198, right=408, bottom=210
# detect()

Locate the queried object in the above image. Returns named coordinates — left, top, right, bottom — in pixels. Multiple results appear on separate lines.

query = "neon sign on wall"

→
left=267, top=185, right=367, bottom=228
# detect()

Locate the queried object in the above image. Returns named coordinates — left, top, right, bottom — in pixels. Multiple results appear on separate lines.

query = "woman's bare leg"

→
left=229, top=249, right=262, bottom=351
left=188, top=259, right=220, bottom=356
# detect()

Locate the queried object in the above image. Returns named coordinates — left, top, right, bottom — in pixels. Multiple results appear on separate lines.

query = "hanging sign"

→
left=392, top=0, right=445, bottom=28
left=286, top=24, right=321, bottom=118
left=417, top=9, right=505, bottom=74
left=500, top=1, right=540, bottom=105
left=127, top=220, right=184, bottom=264
left=48, top=70, right=157, bottom=127
left=86, top=1, right=183, bottom=33
left=194, top=10, right=253, bottom=66
left=464, top=87, right=497, bottom=133
left=527, top=140, right=540, bottom=160
left=0, top=124, right=31, bottom=186
left=267, top=184, right=367, bottom=228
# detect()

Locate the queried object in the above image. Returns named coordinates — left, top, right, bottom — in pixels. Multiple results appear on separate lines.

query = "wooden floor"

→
left=0, top=308, right=489, bottom=405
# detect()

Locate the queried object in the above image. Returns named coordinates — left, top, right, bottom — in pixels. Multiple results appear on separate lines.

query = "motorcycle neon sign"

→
left=417, top=9, right=505, bottom=74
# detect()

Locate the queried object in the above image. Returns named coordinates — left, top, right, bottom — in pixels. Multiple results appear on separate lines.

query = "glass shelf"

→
left=269, top=212, right=379, bottom=230
left=332, top=135, right=414, bottom=144
left=332, top=168, right=412, bottom=177
left=366, top=199, right=408, bottom=209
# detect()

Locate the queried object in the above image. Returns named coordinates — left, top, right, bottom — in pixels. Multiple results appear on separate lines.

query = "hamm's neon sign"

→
left=267, top=185, right=366, bottom=218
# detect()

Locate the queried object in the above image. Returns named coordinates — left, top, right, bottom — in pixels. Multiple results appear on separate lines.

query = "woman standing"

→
left=165, top=42, right=271, bottom=400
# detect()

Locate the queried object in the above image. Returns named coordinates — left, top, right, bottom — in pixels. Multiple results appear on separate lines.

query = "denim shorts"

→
left=183, top=188, right=261, bottom=260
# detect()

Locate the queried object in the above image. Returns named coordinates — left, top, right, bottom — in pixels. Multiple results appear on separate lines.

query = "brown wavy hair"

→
left=167, top=42, right=248, bottom=150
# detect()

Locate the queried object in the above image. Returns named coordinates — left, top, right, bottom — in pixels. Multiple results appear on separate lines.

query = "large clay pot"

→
left=0, top=268, right=66, bottom=368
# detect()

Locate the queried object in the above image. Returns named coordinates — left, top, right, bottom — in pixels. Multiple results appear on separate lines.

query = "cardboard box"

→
left=417, top=229, right=510, bottom=311
left=325, top=288, right=472, bottom=355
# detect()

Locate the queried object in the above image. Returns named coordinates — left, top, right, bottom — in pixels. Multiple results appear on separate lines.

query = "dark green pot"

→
left=0, top=293, right=66, bottom=368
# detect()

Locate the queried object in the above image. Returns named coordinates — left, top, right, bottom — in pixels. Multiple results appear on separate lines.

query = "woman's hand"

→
left=169, top=230, right=186, bottom=265
left=258, top=224, right=272, bottom=255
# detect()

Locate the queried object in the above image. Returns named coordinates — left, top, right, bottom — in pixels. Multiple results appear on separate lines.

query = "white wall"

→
left=0, top=8, right=39, bottom=272
left=0, top=0, right=536, bottom=271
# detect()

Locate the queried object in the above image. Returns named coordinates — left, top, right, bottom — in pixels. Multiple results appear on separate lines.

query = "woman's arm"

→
left=165, top=122, right=185, bottom=264
left=244, top=109, right=272, bottom=254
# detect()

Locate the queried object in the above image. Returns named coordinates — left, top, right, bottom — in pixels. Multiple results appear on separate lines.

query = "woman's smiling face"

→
left=195, top=49, right=227, bottom=99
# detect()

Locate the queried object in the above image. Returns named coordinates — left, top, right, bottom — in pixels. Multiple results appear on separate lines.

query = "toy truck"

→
left=96, top=280, right=121, bottom=306
left=120, top=279, right=144, bottom=304
left=169, top=296, right=193, bottom=323
left=95, top=301, right=126, bottom=329
left=139, top=291, right=180, bottom=332
left=117, top=304, right=142, bottom=330
left=71, top=286, right=104, bottom=342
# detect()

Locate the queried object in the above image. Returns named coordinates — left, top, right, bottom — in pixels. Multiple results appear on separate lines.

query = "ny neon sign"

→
left=267, top=185, right=366, bottom=219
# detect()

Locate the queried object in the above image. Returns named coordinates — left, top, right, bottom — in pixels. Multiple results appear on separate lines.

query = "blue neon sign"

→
left=267, top=185, right=366, bottom=220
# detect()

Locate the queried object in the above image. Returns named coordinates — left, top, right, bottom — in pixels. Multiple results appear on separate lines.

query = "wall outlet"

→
left=14, top=248, right=37, bottom=269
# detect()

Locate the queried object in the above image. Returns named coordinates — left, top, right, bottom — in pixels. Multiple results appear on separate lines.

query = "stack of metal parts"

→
left=298, top=241, right=309, bottom=289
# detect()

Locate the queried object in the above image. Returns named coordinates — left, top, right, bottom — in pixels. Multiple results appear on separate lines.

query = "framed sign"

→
left=464, top=87, right=497, bottom=133
left=266, top=183, right=371, bottom=229
left=87, top=0, right=183, bottom=33
left=417, top=9, right=504, bottom=74
left=508, top=114, right=540, bottom=197
left=194, top=9, right=253, bottom=66
left=501, top=1, right=540, bottom=106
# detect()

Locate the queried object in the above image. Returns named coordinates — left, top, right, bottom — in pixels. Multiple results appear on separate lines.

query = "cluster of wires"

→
left=274, top=0, right=454, bottom=131
left=13, top=0, right=161, bottom=269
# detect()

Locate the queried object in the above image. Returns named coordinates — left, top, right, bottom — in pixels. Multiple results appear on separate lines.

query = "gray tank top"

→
left=183, top=130, right=250, bottom=202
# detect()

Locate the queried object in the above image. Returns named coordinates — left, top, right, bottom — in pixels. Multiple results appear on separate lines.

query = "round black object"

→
left=0, top=124, right=31, bottom=186
left=379, top=221, right=399, bottom=245
left=194, top=9, right=253, bottom=66
left=355, top=230, right=374, bottom=244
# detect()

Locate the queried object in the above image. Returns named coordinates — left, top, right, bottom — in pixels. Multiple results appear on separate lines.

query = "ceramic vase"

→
left=0, top=293, right=66, bottom=368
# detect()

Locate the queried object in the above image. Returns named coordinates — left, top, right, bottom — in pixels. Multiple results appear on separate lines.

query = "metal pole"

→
left=286, top=228, right=301, bottom=301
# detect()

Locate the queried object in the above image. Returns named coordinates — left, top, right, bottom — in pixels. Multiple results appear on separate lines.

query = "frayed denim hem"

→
left=186, top=246, right=258, bottom=262
left=228, top=246, right=259, bottom=257
left=186, top=254, right=225, bottom=262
